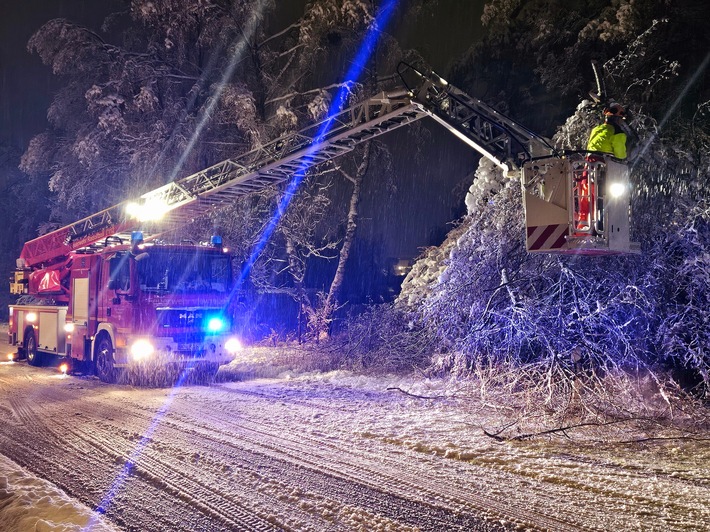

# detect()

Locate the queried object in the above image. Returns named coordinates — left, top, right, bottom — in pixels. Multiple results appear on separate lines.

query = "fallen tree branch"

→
left=481, top=420, right=520, bottom=442
left=482, top=418, right=646, bottom=442
left=386, top=387, right=447, bottom=400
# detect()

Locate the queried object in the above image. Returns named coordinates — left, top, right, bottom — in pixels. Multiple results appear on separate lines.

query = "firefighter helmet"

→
left=604, top=103, right=626, bottom=118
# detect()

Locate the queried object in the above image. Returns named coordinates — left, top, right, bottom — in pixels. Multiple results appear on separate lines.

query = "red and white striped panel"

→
left=526, top=224, right=568, bottom=252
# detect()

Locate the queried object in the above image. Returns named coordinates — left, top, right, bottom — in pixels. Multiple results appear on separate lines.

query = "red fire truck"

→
left=9, top=225, right=242, bottom=383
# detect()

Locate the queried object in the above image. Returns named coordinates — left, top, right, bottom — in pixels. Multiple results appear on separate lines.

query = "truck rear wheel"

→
left=25, top=329, right=43, bottom=367
left=94, top=333, right=116, bottom=383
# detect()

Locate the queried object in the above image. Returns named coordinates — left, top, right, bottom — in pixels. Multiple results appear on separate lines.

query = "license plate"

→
left=178, top=343, right=202, bottom=352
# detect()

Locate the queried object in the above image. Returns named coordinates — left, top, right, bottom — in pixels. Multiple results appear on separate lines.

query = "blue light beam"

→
left=85, top=369, right=191, bottom=528
left=232, top=0, right=399, bottom=296
left=85, top=4, right=272, bottom=525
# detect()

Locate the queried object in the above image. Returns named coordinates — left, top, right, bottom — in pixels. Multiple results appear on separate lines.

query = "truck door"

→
left=99, top=252, right=136, bottom=358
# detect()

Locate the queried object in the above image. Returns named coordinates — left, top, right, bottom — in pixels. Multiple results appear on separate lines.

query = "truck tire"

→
left=94, top=333, right=116, bottom=383
left=25, top=329, right=43, bottom=367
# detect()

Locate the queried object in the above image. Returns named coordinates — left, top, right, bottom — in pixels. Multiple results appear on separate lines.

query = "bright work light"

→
left=126, top=198, right=169, bottom=222
left=609, top=182, right=626, bottom=198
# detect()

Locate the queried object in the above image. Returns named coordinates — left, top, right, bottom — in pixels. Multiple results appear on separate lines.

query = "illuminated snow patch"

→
left=0, top=454, right=117, bottom=531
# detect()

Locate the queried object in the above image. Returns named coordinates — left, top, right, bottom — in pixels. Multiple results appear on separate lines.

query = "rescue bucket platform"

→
left=522, top=154, right=640, bottom=256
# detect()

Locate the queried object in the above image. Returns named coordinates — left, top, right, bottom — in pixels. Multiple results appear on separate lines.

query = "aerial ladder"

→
left=9, top=64, right=640, bottom=379
left=13, top=62, right=643, bottom=304
left=15, top=64, right=639, bottom=278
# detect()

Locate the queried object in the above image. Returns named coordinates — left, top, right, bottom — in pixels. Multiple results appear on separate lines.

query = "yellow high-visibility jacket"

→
left=586, top=123, right=627, bottom=159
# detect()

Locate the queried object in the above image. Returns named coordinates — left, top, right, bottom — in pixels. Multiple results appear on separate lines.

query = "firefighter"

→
left=586, top=103, right=628, bottom=159
left=575, top=103, right=629, bottom=234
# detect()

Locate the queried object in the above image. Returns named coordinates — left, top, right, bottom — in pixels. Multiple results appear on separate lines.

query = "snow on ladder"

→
left=18, top=89, right=429, bottom=268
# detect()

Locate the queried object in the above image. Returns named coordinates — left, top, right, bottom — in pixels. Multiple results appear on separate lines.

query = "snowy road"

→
left=1, top=354, right=709, bottom=531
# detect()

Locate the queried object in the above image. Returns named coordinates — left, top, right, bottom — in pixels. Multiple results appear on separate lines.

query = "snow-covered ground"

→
left=0, top=453, right=117, bottom=531
left=1, top=351, right=708, bottom=531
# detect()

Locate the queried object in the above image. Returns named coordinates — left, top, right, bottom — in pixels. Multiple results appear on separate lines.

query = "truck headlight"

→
left=225, top=337, right=243, bottom=355
left=130, top=339, right=155, bottom=361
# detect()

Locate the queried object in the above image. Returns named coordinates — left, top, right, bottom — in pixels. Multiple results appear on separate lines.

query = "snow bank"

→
left=0, top=454, right=117, bottom=532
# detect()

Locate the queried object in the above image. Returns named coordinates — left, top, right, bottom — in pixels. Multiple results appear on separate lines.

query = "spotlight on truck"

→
left=609, top=182, right=626, bottom=198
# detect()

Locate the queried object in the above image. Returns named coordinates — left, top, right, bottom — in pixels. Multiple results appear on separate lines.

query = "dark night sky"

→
left=0, top=1, right=483, bottom=151
left=0, top=0, right=125, bottom=149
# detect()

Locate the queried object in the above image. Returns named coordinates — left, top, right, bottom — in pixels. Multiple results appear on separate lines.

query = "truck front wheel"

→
left=94, top=333, right=116, bottom=383
left=25, top=329, right=43, bottom=367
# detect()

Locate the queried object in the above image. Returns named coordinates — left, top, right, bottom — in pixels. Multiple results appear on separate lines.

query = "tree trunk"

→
left=324, top=142, right=371, bottom=317
left=285, top=235, right=307, bottom=343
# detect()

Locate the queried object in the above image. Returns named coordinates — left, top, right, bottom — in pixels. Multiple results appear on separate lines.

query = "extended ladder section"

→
left=19, top=90, right=426, bottom=268
left=18, top=67, right=638, bottom=269
left=397, top=63, right=557, bottom=169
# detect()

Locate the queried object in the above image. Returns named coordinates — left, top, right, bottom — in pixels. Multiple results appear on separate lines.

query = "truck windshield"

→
left=136, top=249, right=231, bottom=294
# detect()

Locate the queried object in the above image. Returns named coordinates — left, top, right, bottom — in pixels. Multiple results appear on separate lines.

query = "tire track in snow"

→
left=15, top=378, right=384, bottom=530
left=57, top=389, right=483, bottom=531
left=65, top=425, right=281, bottom=532
left=100, top=385, right=502, bottom=530
left=194, top=383, right=710, bottom=531
left=13, top=376, right=500, bottom=531
left=177, top=385, right=586, bottom=531
left=0, top=373, right=287, bottom=531
left=87, top=383, right=563, bottom=530
left=4, top=364, right=704, bottom=531
left=97, top=382, right=606, bottom=530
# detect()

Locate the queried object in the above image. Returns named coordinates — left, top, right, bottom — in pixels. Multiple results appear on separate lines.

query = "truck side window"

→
left=109, top=253, right=131, bottom=291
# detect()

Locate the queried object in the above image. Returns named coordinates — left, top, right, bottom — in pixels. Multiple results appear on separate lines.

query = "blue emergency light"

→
left=207, top=317, right=226, bottom=333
